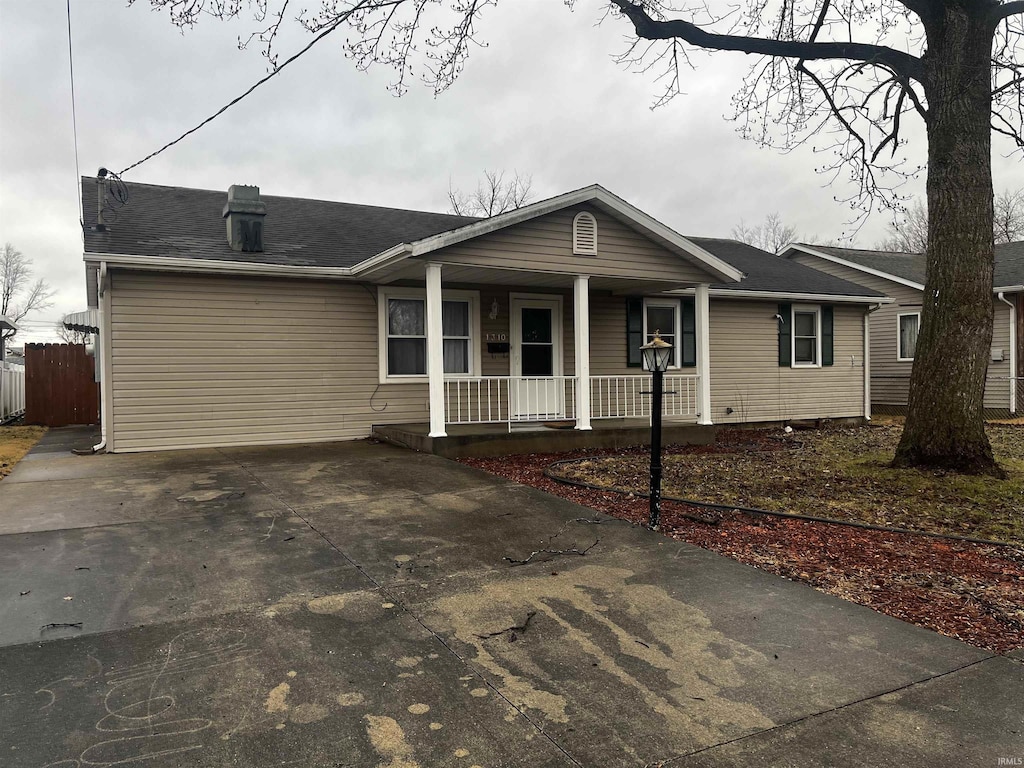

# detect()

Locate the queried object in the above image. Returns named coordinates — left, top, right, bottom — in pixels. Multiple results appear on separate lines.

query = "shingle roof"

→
left=82, top=178, right=479, bottom=269
left=687, top=238, right=886, bottom=298
left=81, top=178, right=884, bottom=298
left=797, top=242, right=1024, bottom=289
left=995, top=241, right=1024, bottom=286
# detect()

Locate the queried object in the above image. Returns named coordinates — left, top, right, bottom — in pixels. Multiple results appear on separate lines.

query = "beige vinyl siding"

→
left=590, top=294, right=632, bottom=376
left=475, top=287, right=575, bottom=377
left=589, top=293, right=866, bottom=423
left=431, top=205, right=719, bottom=284
left=986, top=297, right=1013, bottom=411
left=109, top=270, right=868, bottom=452
left=109, top=272, right=430, bottom=452
left=789, top=253, right=918, bottom=406
left=791, top=252, right=1015, bottom=412
left=709, top=300, right=865, bottom=423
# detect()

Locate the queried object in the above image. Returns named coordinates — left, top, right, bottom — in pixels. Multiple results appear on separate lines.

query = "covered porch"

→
left=367, top=256, right=717, bottom=442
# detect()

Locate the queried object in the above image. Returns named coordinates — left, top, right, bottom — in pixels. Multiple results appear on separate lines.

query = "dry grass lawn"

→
left=550, top=424, right=1024, bottom=545
left=0, top=426, right=46, bottom=479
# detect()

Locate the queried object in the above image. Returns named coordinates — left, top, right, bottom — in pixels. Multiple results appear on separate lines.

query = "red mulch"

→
left=461, top=436, right=1024, bottom=655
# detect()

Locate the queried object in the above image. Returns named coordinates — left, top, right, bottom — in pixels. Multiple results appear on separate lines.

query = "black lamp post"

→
left=641, top=332, right=673, bottom=530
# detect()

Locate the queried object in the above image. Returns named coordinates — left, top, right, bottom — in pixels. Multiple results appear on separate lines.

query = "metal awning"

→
left=62, top=309, right=99, bottom=333
left=0, top=315, right=17, bottom=332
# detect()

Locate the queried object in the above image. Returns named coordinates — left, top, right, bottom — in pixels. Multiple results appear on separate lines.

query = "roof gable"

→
left=413, top=204, right=731, bottom=286
left=388, top=185, right=744, bottom=283
left=782, top=244, right=925, bottom=289
left=784, top=241, right=1024, bottom=291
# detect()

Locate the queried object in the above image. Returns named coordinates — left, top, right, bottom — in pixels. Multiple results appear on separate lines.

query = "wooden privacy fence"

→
left=25, top=344, right=100, bottom=427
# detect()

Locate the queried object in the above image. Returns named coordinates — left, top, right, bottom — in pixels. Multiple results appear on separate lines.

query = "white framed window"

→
left=378, top=288, right=481, bottom=382
left=573, top=211, right=598, bottom=255
left=897, top=311, right=920, bottom=361
left=642, top=298, right=682, bottom=369
left=792, top=305, right=821, bottom=367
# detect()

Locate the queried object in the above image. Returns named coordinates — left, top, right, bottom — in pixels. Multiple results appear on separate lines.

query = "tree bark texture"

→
left=895, top=4, right=1002, bottom=475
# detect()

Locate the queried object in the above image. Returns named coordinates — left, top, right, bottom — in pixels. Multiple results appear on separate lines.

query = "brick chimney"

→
left=223, top=185, right=266, bottom=252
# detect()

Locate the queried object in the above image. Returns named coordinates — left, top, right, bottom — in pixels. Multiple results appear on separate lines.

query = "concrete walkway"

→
left=0, top=428, right=1020, bottom=767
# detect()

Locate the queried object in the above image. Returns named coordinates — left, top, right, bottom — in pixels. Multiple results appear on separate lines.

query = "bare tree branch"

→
left=0, top=243, right=54, bottom=342
left=732, top=213, right=800, bottom=253
left=448, top=170, right=533, bottom=217
left=55, top=323, right=91, bottom=345
left=609, top=0, right=923, bottom=80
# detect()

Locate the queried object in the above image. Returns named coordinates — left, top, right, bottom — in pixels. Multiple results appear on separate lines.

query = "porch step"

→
left=371, top=421, right=716, bottom=459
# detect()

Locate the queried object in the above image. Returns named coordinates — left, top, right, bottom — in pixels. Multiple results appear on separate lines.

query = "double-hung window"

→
left=779, top=303, right=833, bottom=368
left=442, top=301, right=471, bottom=374
left=897, top=312, right=920, bottom=361
left=642, top=298, right=681, bottom=369
left=380, top=289, right=479, bottom=381
left=792, top=306, right=821, bottom=367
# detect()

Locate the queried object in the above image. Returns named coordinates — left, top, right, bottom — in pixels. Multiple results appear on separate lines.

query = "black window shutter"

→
left=778, top=303, right=792, bottom=367
left=822, top=305, right=834, bottom=366
left=680, top=297, right=696, bottom=367
left=626, top=298, right=643, bottom=367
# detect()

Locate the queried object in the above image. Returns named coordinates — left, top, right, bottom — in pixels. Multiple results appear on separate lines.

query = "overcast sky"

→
left=2, top=0, right=1022, bottom=345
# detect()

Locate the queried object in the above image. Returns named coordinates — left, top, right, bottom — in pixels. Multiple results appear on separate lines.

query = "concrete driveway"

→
left=0, top=428, right=1020, bottom=767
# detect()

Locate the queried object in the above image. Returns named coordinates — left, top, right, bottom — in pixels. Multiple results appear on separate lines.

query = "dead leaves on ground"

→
left=461, top=426, right=1024, bottom=654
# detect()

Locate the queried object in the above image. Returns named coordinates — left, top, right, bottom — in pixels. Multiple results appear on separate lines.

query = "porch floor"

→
left=371, top=418, right=716, bottom=458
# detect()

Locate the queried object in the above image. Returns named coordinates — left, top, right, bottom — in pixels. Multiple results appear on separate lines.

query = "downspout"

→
left=92, top=262, right=109, bottom=452
left=997, top=292, right=1017, bottom=415
left=864, top=304, right=882, bottom=421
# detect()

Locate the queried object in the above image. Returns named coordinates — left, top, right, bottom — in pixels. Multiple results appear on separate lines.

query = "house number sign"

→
left=485, top=332, right=510, bottom=356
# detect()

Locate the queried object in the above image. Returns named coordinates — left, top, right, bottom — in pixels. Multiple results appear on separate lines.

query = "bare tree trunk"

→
left=895, top=7, right=1001, bottom=476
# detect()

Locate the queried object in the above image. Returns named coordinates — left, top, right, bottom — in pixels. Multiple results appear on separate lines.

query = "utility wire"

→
left=118, top=6, right=362, bottom=177
left=66, top=0, right=83, bottom=229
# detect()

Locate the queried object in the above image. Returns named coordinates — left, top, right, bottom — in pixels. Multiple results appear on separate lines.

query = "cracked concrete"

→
left=0, top=427, right=1020, bottom=767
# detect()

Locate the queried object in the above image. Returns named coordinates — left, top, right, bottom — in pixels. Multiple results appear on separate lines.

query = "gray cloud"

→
left=2, top=0, right=1022, bottom=343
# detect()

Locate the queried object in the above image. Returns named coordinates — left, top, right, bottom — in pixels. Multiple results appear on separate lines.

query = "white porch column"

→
left=425, top=262, right=446, bottom=438
left=695, top=283, right=713, bottom=425
left=573, top=275, right=592, bottom=430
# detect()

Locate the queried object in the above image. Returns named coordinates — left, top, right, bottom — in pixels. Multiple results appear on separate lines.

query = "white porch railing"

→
left=1, top=363, right=26, bottom=422
left=443, top=373, right=699, bottom=430
left=444, top=376, right=578, bottom=427
left=590, top=373, right=699, bottom=421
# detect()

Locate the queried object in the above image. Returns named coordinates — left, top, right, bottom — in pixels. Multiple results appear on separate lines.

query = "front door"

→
left=511, top=296, right=563, bottom=420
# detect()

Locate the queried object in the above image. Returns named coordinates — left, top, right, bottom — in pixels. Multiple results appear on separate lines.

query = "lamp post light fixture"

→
left=640, top=331, right=673, bottom=530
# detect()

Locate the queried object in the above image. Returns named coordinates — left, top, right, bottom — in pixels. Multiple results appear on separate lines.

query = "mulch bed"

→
left=461, top=435, right=1024, bottom=655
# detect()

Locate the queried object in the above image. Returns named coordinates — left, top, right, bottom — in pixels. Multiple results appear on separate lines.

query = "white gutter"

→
left=994, top=284, right=1024, bottom=294
left=93, top=262, right=109, bottom=453
left=997, top=291, right=1018, bottom=414
left=84, top=252, right=361, bottom=279
left=669, top=286, right=894, bottom=304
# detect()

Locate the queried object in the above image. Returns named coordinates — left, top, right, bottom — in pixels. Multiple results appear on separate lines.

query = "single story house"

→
left=781, top=242, right=1023, bottom=416
left=77, top=178, right=889, bottom=453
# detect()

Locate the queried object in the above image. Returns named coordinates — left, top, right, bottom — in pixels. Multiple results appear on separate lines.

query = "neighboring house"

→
left=77, top=178, right=887, bottom=453
left=781, top=242, right=1023, bottom=415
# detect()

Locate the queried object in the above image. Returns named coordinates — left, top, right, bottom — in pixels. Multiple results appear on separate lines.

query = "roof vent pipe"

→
left=223, top=185, right=266, bottom=252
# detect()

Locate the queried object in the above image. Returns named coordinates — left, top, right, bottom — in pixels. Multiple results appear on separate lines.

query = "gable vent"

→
left=573, top=211, right=598, bottom=255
